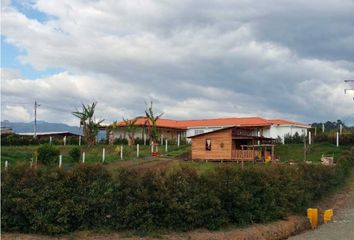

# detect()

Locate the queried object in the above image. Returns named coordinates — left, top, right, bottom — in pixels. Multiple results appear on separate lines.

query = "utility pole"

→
left=34, top=100, right=40, bottom=138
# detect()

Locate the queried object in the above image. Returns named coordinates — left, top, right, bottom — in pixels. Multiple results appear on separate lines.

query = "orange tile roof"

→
left=115, top=117, right=309, bottom=129
left=268, top=119, right=310, bottom=127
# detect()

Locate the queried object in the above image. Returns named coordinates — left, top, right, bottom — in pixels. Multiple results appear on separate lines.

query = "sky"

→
left=1, top=0, right=354, bottom=126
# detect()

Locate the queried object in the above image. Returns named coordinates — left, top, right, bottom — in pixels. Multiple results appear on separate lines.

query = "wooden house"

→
left=190, top=126, right=276, bottom=162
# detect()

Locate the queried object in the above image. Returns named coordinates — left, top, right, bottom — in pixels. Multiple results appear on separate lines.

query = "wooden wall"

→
left=191, top=128, right=232, bottom=160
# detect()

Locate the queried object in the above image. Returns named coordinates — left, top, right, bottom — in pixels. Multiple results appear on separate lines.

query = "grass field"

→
left=275, top=142, right=350, bottom=162
left=1, top=144, right=191, bottom=165
left=1, top=142, right=349, bottom=168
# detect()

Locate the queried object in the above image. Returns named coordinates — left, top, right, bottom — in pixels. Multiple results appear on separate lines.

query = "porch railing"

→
left=231, top=150, right=255, bottom=160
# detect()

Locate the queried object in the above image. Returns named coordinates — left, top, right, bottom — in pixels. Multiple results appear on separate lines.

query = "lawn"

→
left=1, top=144, right=191, bottom=166
left=275, top=142, right=350, bottom=162
left=1, top=142, right=349, bottom=169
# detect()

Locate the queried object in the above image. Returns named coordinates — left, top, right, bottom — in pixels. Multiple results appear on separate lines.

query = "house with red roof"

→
left=112, top=116, right=310, bottom=144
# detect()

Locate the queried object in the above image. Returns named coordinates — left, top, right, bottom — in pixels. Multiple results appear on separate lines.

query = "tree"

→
left=72, top=102, right=104, bottom=147
left=123, top=118, right=138, bottom=146
left=145, top=101, right=163, bottom=144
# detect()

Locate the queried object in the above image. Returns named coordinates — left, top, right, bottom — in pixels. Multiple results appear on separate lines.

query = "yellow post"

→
left=307, top=208, right=318, bottom=229
left=323, top=209, right=333, bottom=223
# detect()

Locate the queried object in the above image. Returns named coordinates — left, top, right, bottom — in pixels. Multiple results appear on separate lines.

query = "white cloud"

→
left=1, top=105, right=32, bottom=122
left=1, top=0, right=354, bottom=125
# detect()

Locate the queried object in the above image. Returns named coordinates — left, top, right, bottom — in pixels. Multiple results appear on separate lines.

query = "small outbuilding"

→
left=190, top=126, right=276, bottom=162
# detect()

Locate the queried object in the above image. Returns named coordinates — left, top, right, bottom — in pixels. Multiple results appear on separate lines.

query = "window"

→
left=205, top=139, right=211, bottom=151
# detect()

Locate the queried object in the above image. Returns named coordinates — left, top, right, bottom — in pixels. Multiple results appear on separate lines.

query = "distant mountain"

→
left=1, top=120, right=83, bottom=135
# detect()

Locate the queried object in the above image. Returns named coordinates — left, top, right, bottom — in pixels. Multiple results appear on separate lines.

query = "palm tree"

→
left=123, top=118, right=138, bottom=146
left=145, top=101, right=163, bottom=144
left=73, top=102, right=104, bottom=147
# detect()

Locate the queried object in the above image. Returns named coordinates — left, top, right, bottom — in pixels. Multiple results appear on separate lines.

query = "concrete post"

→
left=63, top=136, right=66, bottom=146
left=322, top=123, right=325, bottom=133
left=165, top=139, right=168, bottom=152
left=59, top=155, right=62, bottom=167
left=102, top=148, right=105, bottom=163
left=144, top=133, right=146, bottom=145
left=49, top=136, right=52, bottom=145
left=79, top=136, right=82, bottom=146
left=120, top=146, right=123, bottom=160
left=137, top=144, right=139, bottom=157
left=5, top=160, right=8, bottom=170
left=177, top=133, right=180, bottom=147
left=336, top=132, right=339, bottom=147
left=309, top=131, right=312, bottom=145
left=82, top=152, right=85, bottom=163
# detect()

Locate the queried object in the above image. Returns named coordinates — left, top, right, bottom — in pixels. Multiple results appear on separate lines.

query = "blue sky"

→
left=1, top=0, right=61, bottom=79
left=1, top=0, right=354, bottom=125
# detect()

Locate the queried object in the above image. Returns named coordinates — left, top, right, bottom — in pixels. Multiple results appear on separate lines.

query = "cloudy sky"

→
left=1, top=0, right=354, bottom=126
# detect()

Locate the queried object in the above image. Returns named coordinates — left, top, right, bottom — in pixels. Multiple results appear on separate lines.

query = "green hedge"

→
left=2, top=150, right=353, bottom=234
left=1, top=134, right=85, bottom=146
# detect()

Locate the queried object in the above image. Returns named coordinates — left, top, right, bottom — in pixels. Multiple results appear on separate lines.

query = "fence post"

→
left=102, top=148, right=106, bottom=163
left=340, top=124, right=343, bottom=134
left=79, top=136, right=81, bottom=146
left=144, top=133, right=146, bottom=145
left=59, top=155, right=62, bottom=168
left=63, top=136, right=66, bottom=146
left=322, top=123, right=325, bottom=133
left=82, top=152, right=85, bottom=163
left=165, top=139, right=168, bottom=152
left=177, top=133, right=180, bottom=147
left=309, top=131, right=312, bottom=145
left=5, top=160, right=8, bottom=171
left=49, top=136, right=52, bottom=145
left=137, top=144, right=139, bottom=158
left=120, top=146, right=123, bottom=160
left=161, top=134, right=164, bottom=145
left=336, top=132, right=339, bottom=147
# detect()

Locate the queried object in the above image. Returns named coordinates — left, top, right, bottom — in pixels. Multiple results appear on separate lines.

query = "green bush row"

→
left=2, top=150, right=353, bottom=235
left=1, top=134, right=85, bottom=146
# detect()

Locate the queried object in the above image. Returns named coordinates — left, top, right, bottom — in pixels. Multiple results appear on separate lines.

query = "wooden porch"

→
left=231, top=145, right=275, bottom=162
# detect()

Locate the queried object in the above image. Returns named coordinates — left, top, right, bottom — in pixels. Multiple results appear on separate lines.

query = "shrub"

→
left=37, top=144, right=60, bottom=166
left=69, top=147, right=81, bottom=162
left=1, top=150, right=353, bottom=235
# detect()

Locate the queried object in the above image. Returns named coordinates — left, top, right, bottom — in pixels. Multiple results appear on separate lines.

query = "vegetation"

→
left=1, top=144, right=191, bottom=165
left=123, top=118, right=138, bottom=146
left=72, top=102, right=103, bottom=147
left=275, top=143, right=350, bottom=162
left=145, top=101, right=163, bottom=144
left=2, top=149, right=353, bottom=234
left=37, top=144, right=60, bottom=166
left=69, top=147, right=81, bottom=162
